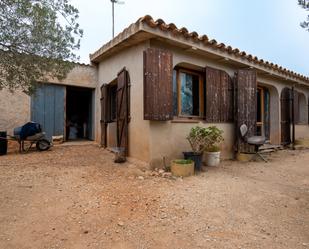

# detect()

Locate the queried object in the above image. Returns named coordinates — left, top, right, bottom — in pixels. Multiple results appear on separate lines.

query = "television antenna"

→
left=111, top=0, right=125, bottom=38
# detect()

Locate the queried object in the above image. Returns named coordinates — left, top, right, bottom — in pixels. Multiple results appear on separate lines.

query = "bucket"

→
left=114, top=147, right=126, bottom=163
left=204, top=151, right=221, bottom=167
left=0, top=131, right=8, bottom=156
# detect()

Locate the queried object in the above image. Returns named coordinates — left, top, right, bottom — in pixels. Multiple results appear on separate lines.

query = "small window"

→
left=173, top=69, right=204, bottom=117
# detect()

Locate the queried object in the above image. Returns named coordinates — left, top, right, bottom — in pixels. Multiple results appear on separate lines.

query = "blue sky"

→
left=72, top=0, right=309, bottom=76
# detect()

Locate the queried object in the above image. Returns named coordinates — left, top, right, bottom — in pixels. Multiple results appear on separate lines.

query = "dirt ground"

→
left=0, top=144, right=308, bottom=249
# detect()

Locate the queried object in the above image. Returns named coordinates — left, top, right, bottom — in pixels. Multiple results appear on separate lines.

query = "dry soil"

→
left=0, top=144, right=308, bottom=249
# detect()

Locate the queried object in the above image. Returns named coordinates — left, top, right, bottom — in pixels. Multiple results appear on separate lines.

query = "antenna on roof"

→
left=111, top=0, right=125, bottom=39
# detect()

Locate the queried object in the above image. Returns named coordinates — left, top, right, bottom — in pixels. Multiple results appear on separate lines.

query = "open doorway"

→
left=257, top=86, right=270, bottom=140
left=66, top=86, right=94, bottom=141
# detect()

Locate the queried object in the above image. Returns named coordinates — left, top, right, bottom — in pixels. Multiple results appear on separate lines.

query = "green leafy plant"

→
left=173, top=159, right=193, bottom=165
left=206, top=145, right=221, bottom=152
left=203, top=126, right=224, bottom=152
left=186, top=126, right=224, bottom=153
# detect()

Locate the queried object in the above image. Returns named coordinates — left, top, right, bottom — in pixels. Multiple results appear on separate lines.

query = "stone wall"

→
left=0, top=64, right=98, bottom=136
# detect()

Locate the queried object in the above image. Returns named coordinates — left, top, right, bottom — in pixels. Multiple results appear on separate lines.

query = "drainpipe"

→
left=291, top=86, right=295, bottom=150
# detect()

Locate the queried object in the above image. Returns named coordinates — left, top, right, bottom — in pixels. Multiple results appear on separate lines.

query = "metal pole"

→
left=112, top=1, right=114, bottom=38
left=291, top=86, right=295, bottom=150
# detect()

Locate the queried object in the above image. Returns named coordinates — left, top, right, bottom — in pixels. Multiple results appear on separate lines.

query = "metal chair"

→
left=240, top=124, right=267, bottom=162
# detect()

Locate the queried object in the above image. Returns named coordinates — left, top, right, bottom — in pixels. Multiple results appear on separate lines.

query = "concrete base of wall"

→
left=295, top=139, right=309, bottom=147
left=236, top=153, right=254, bottom=162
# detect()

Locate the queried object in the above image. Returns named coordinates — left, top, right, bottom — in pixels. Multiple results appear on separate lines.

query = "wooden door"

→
left=100, top=84, right=108, bottom=147
left=280, top=87, right=291, bottom=145
left=116, top=68, right=130, bottom=155
left=31, top=83, right=65, bottom=140
left=235, top=69, right=257, bottom=153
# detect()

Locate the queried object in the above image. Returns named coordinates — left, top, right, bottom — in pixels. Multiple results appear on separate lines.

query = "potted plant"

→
left=203, top=126, right=224, bottom=167
left=183, top=126, right=209, bottom=171
left=171, top=159, right=194, bottom=177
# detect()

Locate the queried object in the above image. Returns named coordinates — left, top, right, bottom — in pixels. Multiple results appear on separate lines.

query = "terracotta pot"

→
left=171, top=160, right=194, bottom=177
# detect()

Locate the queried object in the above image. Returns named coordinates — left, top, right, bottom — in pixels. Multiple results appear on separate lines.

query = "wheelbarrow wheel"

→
left=36, top=139, right=51, bottom=151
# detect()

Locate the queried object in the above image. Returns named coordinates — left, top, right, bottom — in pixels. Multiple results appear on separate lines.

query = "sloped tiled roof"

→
left=90, top=15, right=309, bottom=84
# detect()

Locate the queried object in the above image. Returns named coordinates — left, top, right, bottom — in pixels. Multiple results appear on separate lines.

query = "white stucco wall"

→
left=96, top=42, right=151, bottom=162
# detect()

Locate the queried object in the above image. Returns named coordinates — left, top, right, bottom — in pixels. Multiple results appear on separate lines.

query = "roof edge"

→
left=90, top=15, right=309, bottom=85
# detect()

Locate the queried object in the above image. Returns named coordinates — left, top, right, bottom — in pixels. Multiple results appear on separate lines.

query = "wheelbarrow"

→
left=0, top=125, right=51, bottom=153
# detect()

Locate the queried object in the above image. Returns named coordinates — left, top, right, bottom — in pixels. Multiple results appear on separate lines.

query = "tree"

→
left=0, top=0, right=83, bottom=94
left=299, top=0, right=309, bottom=31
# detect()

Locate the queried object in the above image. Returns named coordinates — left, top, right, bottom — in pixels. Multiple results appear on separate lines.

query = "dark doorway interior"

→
left=66, top=86, right=93, bottom=141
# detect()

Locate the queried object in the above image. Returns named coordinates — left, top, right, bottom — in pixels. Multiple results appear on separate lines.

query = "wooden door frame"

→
left=257, top=86, right=265, bottom=135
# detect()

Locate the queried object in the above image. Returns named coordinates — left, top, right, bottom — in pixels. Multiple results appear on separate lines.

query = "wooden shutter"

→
left=205, top=67, right=221, bottom=122
left=100, top=84, right=108, bottom=147
left=235, top=69, right=257, bottom=153
left=116, top=68, right=130, bottom=155
left=293, top=90, right=300, bottom=124
left=220, top=71, right=234, bottom=122
left=143, top=48, right=173, bottom=121
left=205, top=67, right=233, bottom=122
left=280, top=88, right=291, bottom=145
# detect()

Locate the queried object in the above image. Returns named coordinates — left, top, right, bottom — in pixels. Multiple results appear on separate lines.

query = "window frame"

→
left=257, top=86, right=264, bottom=128
left=175, top=68, right=204, bottom=119
left=257, top=85, right=271, bottom=138
left=108, top=83, right=117, bottom=122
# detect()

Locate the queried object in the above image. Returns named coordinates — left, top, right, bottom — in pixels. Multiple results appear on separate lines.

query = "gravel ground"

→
left=0, top=144, right=308, bottom=249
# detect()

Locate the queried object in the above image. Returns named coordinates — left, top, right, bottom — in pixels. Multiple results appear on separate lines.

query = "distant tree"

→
left=0, top=0, right=83, bottom=94
left=299, top=0, right=309, bottom=31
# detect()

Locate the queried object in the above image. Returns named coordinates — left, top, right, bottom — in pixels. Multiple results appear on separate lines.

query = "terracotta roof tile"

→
left=90, top=15, right=308, bottom=84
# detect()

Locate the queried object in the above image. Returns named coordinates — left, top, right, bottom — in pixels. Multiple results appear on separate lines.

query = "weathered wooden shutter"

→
left=205, top=67, right=233, bottom=122
left=205, top=67, right=221, bottom=122
left=293, top=90, right=300, bottom=124
left=143, top=48, right=173, bottom=120
left=100, top=84, right=108, bottom=147
left=220, top=71, right=234, bottom=122
left=235, top=69, right=257, bottom=153
left=116, top=68, right=130, bottom=155
left=280, top=87, right=291, bottom=145
left=307, top=96, right=309, bottom=125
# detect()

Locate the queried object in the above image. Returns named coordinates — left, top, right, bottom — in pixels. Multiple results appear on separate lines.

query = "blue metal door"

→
left=31, top=84, right=65, bottom=140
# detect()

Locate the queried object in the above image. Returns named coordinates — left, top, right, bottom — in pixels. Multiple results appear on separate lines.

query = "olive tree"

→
left=0, top=0, right=83, bottom=94
left=299, top=0, right=309, bottom=31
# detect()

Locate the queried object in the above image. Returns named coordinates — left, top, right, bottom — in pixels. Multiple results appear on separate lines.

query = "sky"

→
left=71, top=0, right=309, bottom=76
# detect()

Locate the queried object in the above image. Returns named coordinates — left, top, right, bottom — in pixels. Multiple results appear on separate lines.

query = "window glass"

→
left=180, top=72, right=200, bottom=116
left=257, top=88, right=262, bottom=123
left=172, top=70, right=178, bottom=116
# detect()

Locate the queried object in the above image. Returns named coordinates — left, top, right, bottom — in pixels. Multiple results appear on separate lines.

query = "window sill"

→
left=171, top=118, right=202, bottom=123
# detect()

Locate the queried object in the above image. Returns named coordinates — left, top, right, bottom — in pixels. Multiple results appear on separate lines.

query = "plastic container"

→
left=171, top=159, right=194, bottom=177
left=183, top=151, right=203, bottom=171
left=114, top=147, right=126, bottom=163
left=0, top=131, right=8, bottom=156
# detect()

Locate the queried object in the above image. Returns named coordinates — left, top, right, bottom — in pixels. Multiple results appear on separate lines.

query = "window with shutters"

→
left=173, top=68, right=204, bottom=118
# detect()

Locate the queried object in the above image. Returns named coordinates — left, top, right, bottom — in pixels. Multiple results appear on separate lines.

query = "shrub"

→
left=187, top=126, right=224, bottom=153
